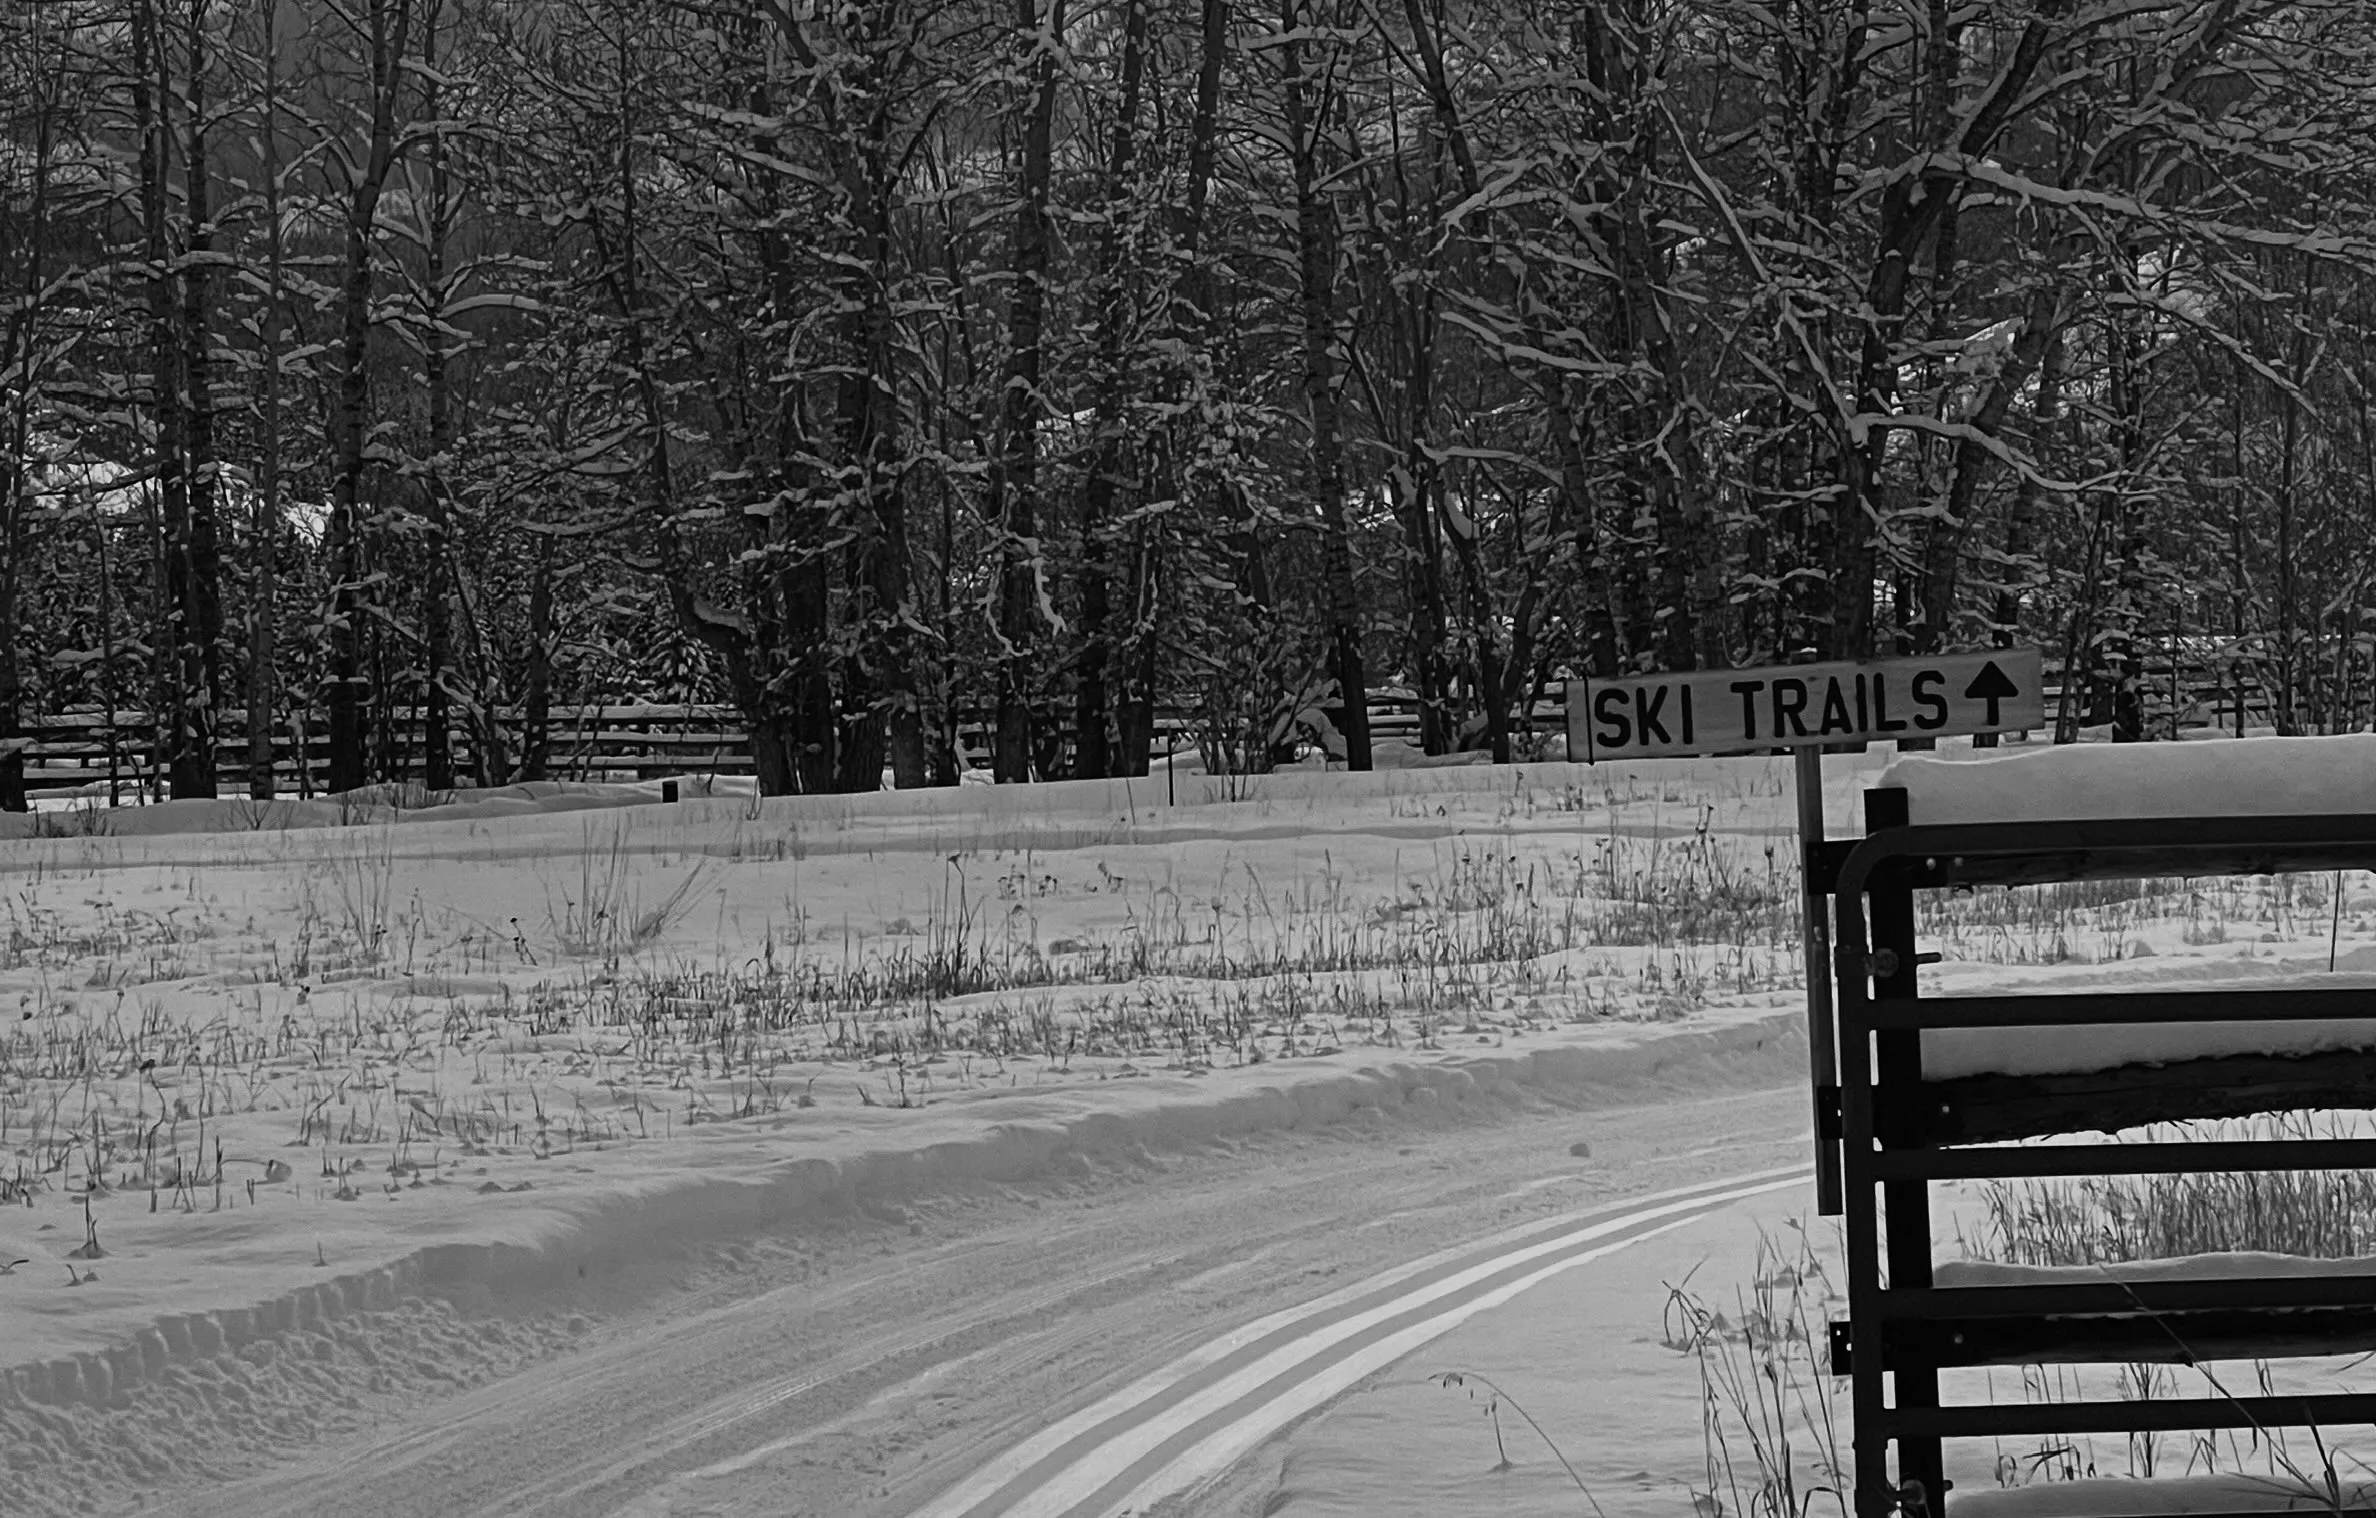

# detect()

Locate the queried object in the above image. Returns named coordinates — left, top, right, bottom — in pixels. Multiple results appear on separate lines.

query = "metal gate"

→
left=1815, top=793, right=2376, bottom=1517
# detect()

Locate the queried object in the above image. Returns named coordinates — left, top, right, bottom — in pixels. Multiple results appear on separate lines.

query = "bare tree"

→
left=323, top=0, right=414, bottom=792
left=987, top=0, right=1065, bottom=783
left=1277, top=0, right=1370, bottom=769
left=1069, top=0, right=1147, bottom=780
left=0, top=6, right=82, bottom=812
left=243, top=0, right=288, bottom=797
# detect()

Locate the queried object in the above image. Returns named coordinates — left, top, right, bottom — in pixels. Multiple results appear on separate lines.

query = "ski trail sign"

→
left=1565, top=648, right=2045, bottom=760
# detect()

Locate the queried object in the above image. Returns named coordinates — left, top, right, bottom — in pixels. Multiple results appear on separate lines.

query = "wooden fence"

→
left=12, top=662, right=2291, bottom=799
left=15, top=695, right=1568, bottom=798
left=21, top=704, right=761, bottom=799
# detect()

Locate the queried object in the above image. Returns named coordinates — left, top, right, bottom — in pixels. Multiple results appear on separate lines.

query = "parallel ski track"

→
left=895, top=1164, right=1812, bottom=1518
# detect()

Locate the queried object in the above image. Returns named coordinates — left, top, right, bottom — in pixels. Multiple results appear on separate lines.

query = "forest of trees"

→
left=3, top=0, right=2374, bottom=806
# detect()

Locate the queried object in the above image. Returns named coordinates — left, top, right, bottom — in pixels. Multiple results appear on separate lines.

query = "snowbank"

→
left=0, top=1004, right=1807, bottom=1413
left=1882, top=733, right=2376, bottom=824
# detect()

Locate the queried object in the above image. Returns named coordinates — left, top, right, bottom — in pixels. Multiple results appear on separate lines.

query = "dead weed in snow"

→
left=0, top=774, right=2362, bottom=1313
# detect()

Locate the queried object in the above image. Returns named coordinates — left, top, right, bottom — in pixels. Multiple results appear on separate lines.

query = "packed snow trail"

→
left=907, top=1168, right=1805, bottom=1518
left=116, top=1081, right=1810, bottom=1518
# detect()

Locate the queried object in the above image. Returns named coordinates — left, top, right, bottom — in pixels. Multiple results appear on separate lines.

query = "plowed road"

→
left=160, top=1078, right=1812, bottom=1518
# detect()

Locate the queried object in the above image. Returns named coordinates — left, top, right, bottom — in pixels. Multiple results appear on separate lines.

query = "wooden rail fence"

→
left=12, top=664, right=2290, bottom=799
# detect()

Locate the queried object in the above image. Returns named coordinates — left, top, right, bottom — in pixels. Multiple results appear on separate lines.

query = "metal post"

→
left=1835, top=846, right=1891, bottom=1518
left=1798, top=747, right=1841, bottom=1215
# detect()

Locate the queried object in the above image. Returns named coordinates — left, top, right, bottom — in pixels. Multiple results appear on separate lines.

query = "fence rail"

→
left=12, top=663, right=2294, bottom=798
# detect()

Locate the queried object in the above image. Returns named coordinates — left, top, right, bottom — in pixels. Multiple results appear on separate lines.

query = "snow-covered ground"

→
left=5, top=735, right=2376, bottom=1516
left=1215, top=1182, right=1835, bottom=1518
left=0, top=759, right=1836, bottom=1364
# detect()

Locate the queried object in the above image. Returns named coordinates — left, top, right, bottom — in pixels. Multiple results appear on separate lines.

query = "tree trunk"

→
left=879, top=556, right=929, bottom=790
left=1281, top=0, right=1370, bottom=770
left=326, top=0, right=409, bottom=794
left=168, top=0, right=223, bottom=798
left=841, top=218, right=924, bottom=793
left=1398, top=434, right=1451, bottom=753
left=750, top=712, right=796, bottom=797
left=991, top=0, right=1064, bottom=783
left=0, top=21, right=58, bottom=813
left=418, top=0, right=454, bottom=792
left=789, top=556, right=835, bottom=792
left=0, top=468, right=20, bottom=811
left=0, top=437, right=22, bottom=814
left=1917, top=273, right=2064, bottom=760
left=1116, top=0, right=1226, bottom=778
left=247, top=0, right=284, bottom=798
left=2275, top=298, right=2311, bottom=736
left=1972, top=327, right=2065, bottom=748
left=520, top=533, right=552, bottom=781
left=1073, top=0, right=1147, bottom=782
left=1381, top=0, right=1454, bottom=752
left=1444, top=494, right=1507, bottom=760
left=453, top=571, right=506, bottom=783
left=835, top=696, right=885, bottom=793
left=2055, top=499, right=2111, bottom=745
left=1899, top=0, right=1962, bottom=690
left=1578, top=2, right=1714, bottom=674
left=1400, top=0, right=1594, bottom=712
left=135, top=0, right=193, bottom=795
left=2100, top=267, right=2148, bottom=744
left=1838, top=0, right=2065, bottom=659
left=373, top=628, right=398, bottom=781
left=933, top=472, right=962, bottom=785
left=1075, top=511, right=1114, bottom=780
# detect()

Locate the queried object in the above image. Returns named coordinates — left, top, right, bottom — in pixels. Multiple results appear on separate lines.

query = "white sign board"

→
left=1565, top=648, right=2046, bottom=761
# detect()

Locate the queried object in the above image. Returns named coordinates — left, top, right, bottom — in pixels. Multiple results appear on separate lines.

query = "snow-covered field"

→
left=0, top=759, right=1840, bottom=1359
left=6, top=736, right=2376, bottom=1516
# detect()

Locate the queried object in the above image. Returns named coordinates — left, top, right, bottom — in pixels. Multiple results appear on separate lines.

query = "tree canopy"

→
left=4, top=0, right=2373, bottom=804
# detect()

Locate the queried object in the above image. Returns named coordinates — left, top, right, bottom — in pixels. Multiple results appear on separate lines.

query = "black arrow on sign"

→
left=1963, top=660, right=2020, bottom=725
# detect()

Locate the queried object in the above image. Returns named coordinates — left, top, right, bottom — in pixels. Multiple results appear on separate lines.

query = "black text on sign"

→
left=1564, top=649, right=2046, bottom=760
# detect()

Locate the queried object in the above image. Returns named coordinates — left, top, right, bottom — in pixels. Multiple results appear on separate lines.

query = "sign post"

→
left=1794, top=746, right=1839, bottom=1215
left=1564, top=648, right=2045, bottom=1217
